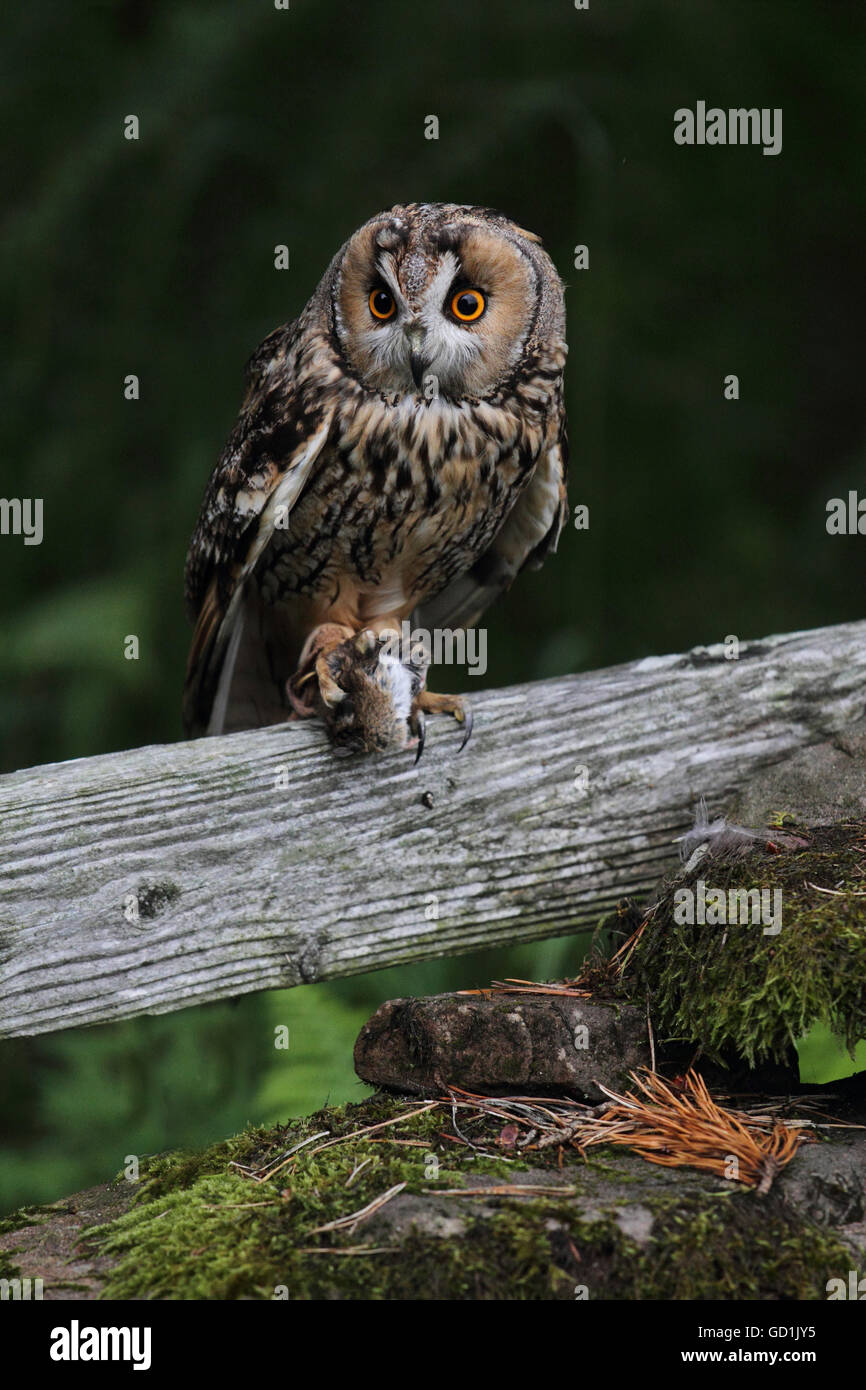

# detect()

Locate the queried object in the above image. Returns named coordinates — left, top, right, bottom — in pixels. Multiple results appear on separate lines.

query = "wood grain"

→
left=2, top=618, right=864, bottom=1038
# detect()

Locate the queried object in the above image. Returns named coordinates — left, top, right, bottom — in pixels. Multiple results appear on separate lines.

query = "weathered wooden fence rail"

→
left=2, top=618, right=865, bottom=1039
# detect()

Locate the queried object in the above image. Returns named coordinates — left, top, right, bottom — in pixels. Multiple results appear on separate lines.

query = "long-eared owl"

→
left=183, top=202, right=568, bottom=752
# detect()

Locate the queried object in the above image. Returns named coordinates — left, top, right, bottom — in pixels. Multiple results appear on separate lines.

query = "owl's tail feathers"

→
left=182, top=579, right=225, bottom=735
left=182, top=582, right=294, bottom=737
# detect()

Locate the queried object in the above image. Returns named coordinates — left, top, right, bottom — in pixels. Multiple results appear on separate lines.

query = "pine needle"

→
left=578, top=1069, right=810, bottom=1192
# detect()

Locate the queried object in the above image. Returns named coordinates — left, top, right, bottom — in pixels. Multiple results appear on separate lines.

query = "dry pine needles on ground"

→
left=441, top=1069, right=814, bottom=1194
left=576, top=1069, right=811, bottom=1194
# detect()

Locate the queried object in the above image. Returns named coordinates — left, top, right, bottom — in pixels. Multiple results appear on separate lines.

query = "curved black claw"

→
left=413, top=709, right=427, bottom=764
left=458, top=703, right=473, bottom=752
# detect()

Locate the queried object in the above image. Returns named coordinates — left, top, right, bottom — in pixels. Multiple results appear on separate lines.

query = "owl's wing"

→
left=183, top=324, right=335, bottom=735
left=417, top=418, right=569, bottom=634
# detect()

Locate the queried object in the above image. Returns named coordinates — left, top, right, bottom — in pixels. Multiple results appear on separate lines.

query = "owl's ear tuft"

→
left=513, top=224, right=543, bottom=245
left=375, top=219, right=408, bottom=251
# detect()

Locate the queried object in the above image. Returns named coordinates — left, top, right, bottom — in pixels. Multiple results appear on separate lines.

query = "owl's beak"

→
left=404, top=323, right=429, bottom=390
left=409, top=353, right=426, bottom=390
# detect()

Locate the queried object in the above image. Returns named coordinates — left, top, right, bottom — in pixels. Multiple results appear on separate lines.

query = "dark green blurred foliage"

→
left=1, top=1, right=864, bottom=1213
left=0, top=1001, right=267, bottom=1208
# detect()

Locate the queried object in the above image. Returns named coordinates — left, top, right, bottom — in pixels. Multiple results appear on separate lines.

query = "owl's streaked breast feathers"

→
left=183, top=202, right=568, bottom=741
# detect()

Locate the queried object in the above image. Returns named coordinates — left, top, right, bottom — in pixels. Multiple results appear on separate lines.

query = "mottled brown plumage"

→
left=183, top=202, right=568, bottom=749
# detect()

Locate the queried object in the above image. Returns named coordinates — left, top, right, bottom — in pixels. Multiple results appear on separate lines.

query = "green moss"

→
left=389, top=1208, right=582, bottom=1300
left=93, top=1173, right=286, bottom=1299
left=92, top=1096, right=513, bottom=1299
left=623, top=822, right=866, bottom=1066
left=85, top=1092, right=857, bottom=1300
left=0, top=1250, right=23, bottom=1281
left=129, top=1127, right=275, bottom=1201
left=0, top=1201, right=57, bottom=1238
left=614, top=1195, right=852, bottom=1301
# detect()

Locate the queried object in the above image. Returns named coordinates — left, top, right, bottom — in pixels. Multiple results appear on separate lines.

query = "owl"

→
left=183, top=202, right=568, bottom=754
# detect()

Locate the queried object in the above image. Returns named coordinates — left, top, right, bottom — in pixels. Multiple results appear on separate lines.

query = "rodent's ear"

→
left=352, top=628, right=379, bottom=656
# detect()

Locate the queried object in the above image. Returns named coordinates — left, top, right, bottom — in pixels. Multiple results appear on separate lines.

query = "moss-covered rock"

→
left=621, top=821, right=866, bottom=1067
left=4, top=821, right=865, bottom=1301
left=2, top=1091, right=860, bottom=1300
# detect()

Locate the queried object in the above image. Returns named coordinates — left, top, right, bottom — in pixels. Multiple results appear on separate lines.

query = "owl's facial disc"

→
left=336, top=218, right=537, bottom=397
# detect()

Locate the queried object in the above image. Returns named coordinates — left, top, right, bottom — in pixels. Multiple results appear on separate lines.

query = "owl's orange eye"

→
left=450, top=289, right=486, bottom=322
left=369, top=288, right=396, bottom=320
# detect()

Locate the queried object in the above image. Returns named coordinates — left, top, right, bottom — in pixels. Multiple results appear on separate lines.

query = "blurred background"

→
left=1, top=0, right=864, bottom=1213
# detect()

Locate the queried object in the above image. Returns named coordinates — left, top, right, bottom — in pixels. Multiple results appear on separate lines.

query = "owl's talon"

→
left=286, top=672, right=319, bottom=718
left=414, top=690, right=473, bottom=753
left=412, top=709, right=427, bottom=764
left=458, top=704, right=473, bottom=751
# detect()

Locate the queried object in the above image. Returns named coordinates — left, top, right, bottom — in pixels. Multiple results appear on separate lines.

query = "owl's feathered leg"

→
left=412, top=689, right=473, bottom=754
